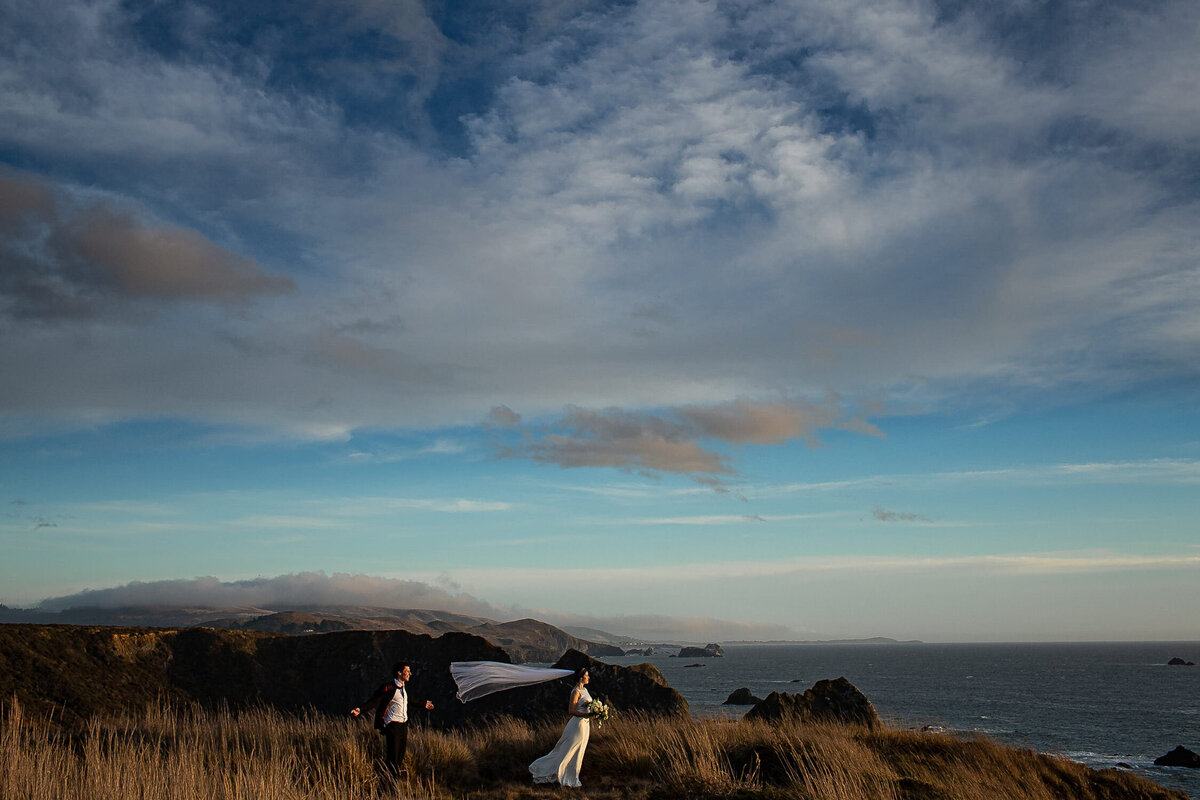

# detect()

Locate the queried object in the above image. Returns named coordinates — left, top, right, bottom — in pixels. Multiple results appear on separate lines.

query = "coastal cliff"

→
left=0, top=624, right=674, bottom=727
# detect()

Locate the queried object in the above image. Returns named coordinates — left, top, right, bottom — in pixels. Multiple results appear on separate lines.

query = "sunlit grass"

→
left=0, top=698, right=1183, bottom=799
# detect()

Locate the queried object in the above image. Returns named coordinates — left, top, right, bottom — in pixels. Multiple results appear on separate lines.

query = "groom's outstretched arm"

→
left=350, top=683, right=390, bottom=717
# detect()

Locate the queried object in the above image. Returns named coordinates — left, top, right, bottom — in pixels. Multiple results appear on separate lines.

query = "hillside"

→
left=465, top=617, right=624, bottom=662
left=204, top=610, right=624, bottom=661
left=0, top=605, right=625, bottom=663
left=198, top=609, right=490, bottom=637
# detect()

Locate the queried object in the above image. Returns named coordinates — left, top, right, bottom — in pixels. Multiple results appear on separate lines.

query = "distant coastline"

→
left=721, top=637, right=924, bottom=646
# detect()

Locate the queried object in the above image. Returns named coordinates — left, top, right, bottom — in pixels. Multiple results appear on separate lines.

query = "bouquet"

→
left=586, top=699, right=612, bottom=726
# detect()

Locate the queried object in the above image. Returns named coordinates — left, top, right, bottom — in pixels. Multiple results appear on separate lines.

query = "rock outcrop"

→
left=1154, top=746, right=1200, bottom=768
left=744, top=677, right=880, bottom=729
left=1167, top=657, right=1196, bottom=666
left=723, top=687, right=763, bottom=705
left=461, top=649, right=688, bottom=724
left=676, top=643, right=724, bottom=658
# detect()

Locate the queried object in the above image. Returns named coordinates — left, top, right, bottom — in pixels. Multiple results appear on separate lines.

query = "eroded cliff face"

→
left=0, top=626, right=684, bottom=728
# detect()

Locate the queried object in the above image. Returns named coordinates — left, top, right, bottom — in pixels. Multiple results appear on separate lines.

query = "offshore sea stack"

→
left=1154, top=746, right=1200, bottom=768
left=676, top=642, right=724, bottom=657
left=744, top=676, right=881, bottom=728
left=724, top=687, right=764, bottom=705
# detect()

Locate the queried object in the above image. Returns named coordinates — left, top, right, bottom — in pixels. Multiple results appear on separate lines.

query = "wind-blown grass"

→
left=0, top=699, right=1184, bottom=799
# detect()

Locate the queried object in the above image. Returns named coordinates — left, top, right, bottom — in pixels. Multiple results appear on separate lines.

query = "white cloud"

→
left=612, top=513, right=842, bottom=526
left=345, top=498, right=513, bottom=514
left=0, top=0, right=1197, bottom=441
left=230, top=515, right=344, bottom=530
left=757, top=459, right=1200, bottom=497
left=70, top=500, right=179, bottom=516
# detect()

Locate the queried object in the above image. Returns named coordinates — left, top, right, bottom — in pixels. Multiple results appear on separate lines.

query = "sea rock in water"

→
left=677, top=643, right=724, bottom=658
left=723, top=687, right=763, bottom=705
left=1167, top=657, right=1196, bottom=666
left=744, top=677, right=881, bottom=729
left=1154, top=746, right=1200, bottom=768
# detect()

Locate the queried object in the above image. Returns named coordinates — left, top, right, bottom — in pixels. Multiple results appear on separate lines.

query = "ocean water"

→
left=598, top=642, right=1200, bottom=799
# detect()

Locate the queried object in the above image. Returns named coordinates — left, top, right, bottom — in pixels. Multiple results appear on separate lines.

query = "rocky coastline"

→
left=0, top=624, right=1193, bottom=799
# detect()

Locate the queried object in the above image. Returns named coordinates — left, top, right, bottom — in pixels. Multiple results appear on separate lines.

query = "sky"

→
left=1, top=0, right=1199, bottom=643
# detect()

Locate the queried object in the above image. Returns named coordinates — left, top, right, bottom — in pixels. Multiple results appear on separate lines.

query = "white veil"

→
left=450, top=660, right=575, bottom=702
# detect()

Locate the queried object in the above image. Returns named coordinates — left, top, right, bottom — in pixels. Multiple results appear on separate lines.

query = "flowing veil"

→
left=450, top=661, right=575, bottom=702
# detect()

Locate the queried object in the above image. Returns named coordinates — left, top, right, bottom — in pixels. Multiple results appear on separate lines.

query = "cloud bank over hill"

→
left=30, top=572, right=803, bottom=642
left=35, top=572, right=506, bottom=618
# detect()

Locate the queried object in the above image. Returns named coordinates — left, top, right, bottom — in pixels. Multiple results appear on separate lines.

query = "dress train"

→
left=529, top=687, right=591, bottom=787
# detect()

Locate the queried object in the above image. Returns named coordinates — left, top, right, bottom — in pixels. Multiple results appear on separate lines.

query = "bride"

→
left=529, top=669, right=594, bottom=787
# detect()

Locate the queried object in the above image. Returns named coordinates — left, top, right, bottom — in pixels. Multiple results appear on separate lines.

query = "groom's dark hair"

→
left=392, top=661, right=410, bottom=676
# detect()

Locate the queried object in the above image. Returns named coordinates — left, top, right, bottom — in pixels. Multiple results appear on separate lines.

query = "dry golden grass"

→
left=0, top=699, right=1185, bottom=800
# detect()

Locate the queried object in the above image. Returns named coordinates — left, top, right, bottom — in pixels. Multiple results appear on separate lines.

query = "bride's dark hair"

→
left=573, top=668, right=588, bottom=687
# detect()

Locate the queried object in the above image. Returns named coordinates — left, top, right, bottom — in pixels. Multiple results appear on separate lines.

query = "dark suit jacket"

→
left=358, top=682, right=400, bottom=731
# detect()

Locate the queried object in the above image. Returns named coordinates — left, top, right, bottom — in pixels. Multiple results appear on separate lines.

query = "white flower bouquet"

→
left=587, top=698, right=612, bottom=726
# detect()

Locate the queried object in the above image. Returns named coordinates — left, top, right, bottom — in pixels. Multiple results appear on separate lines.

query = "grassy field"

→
left=1, top=698, right=1185, bottom=799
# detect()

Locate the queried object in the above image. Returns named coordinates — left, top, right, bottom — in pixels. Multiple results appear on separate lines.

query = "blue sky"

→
left=2, top=0, right=1199, bottom=642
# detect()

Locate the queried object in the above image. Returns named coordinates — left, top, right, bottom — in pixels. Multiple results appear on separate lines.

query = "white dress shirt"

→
left=382, top=679, right=408, bottom=724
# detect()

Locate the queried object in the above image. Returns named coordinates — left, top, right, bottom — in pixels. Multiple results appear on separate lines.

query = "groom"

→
left=351, top=661, right=435, bottom=777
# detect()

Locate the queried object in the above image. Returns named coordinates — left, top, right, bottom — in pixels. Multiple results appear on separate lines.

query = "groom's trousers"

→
left=383, top=721, right=409, bottom=775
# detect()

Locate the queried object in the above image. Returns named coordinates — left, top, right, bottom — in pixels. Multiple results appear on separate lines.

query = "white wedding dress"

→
left=529, top=687, right=591, bottom=787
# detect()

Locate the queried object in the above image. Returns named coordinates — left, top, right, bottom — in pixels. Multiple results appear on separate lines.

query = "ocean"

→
left=598, top=641, right=1200, bottom=799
